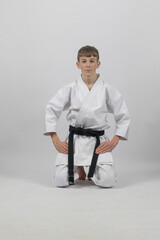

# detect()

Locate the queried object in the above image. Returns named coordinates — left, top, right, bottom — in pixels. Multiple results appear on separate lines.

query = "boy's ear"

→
left=97, top=61, right=101, bottom=68
left=76, top=61, right=80, bottom=69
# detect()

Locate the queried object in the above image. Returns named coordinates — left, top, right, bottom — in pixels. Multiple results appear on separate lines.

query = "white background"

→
left=1, top=0, right=160, bottom=184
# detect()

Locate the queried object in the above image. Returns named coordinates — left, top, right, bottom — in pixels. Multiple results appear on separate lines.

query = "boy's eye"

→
left=81, top=60, right=95, bottom=63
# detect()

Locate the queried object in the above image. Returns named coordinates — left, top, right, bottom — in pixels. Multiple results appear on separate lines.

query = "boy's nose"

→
left=86, top=61, right=90, bottom=66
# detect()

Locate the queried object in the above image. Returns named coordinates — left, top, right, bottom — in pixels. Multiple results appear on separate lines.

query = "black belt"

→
left=68, top=125, right=104, bottom=185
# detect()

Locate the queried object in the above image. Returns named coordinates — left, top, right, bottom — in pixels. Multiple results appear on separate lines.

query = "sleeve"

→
left=106, top=84, right=130, bottom=140
left=43, top=84, right=71, bottom=136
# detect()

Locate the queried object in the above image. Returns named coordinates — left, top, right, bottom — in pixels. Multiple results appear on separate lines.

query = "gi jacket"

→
left=44, top=75, right=130, bottom=166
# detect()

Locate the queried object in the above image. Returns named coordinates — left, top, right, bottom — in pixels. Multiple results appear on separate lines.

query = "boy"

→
left=43, top=46, right=130, bottom=188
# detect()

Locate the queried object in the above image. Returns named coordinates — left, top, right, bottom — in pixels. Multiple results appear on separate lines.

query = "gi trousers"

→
left=54, top=164, right=117, bottom=188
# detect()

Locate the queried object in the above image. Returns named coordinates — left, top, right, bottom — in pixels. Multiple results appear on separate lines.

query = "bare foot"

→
left=77, top=166, right=86, bottom=180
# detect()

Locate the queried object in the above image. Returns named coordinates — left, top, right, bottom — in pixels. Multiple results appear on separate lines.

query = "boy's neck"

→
left=81, top=73, right=99, bottom=85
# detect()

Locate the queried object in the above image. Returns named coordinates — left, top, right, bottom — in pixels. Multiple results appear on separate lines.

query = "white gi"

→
left=43, top=75, right=130, bottom=187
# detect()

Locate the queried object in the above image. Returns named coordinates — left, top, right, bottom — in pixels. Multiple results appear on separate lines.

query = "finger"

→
left=61, top=142, right=67, bottom=147
left=63, top=148, right=68, bottom=153
left=60, top=148, right=68, bottom=153
left=63, top=145, right=68, bottom=150
left=96, top=146, right=110, bottom=154
left=96, top=146, right=104, bottom=152
left=96, top=149, right=106, bottom=154
left=61, top=150, right=68, bottom=154
left=96, top=142, right=109, bottom=151
left=101, top=146, right=112, bottom=152
left=96, top=142, right=106, bottom=150
left=96, top=144, right=108, bottom=151
left=101, top=142, right=112, bottom=149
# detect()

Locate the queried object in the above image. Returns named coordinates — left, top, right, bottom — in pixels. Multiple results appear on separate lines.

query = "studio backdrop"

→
left=0, top=0, right=160, bottom=184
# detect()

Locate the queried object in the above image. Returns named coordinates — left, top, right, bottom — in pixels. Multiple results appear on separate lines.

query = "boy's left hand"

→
left=95, top=135, right=120, bottom=154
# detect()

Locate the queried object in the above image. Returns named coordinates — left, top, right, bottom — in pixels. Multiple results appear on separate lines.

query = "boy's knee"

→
left=54, top=173, right=69, bottom=187
left=99, top=173, right=116, bottom=188
left=94, top=165, right=116, bottom=188
left=54, top=166, right=69, bottom=187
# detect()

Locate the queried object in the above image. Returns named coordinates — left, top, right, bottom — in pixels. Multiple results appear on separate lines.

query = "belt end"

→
left=68, top=176, right=74, bottom=185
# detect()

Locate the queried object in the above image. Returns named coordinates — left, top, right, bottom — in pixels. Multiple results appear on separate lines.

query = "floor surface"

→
left=0, top=163, right=160, bottom=240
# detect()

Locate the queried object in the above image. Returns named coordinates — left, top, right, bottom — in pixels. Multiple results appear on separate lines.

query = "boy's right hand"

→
left=53, top=140, right=68, bottom=154
left=50, top=132, right=68, bottom=154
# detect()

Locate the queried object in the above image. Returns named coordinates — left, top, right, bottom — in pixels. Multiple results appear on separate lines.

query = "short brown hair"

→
left=77, top=45, right=99, bottom=62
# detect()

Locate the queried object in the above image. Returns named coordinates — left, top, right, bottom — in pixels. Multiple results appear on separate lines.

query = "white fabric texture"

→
left=54, top=164, right=117, bottom=188
left=43, top=75, right=130, bottom=166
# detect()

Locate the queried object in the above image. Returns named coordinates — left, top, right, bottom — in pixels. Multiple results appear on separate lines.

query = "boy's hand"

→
left=50, top=132, right=68, bottom=154
left=53, top=140, right=68, bottom=154
left=95, top=135, right=120, bottom=154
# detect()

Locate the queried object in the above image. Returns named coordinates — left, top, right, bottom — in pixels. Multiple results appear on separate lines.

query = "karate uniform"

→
left=43, top=75, right=130, bottom=187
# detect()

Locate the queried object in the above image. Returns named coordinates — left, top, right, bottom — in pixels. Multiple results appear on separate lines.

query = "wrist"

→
left=111, top=135, right=120, bottom=145
left=50, top=133, right=60, bottom=144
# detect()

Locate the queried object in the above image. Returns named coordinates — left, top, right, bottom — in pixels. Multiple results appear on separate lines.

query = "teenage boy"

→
left=43, top=45, right=130, bottom=188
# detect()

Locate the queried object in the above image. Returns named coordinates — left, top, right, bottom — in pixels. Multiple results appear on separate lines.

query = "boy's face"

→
left=76, top=56, right=101, bottom=77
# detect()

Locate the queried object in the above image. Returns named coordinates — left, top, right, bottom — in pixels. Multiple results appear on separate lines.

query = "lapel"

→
left=75, top=75, right=103, bottom=127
